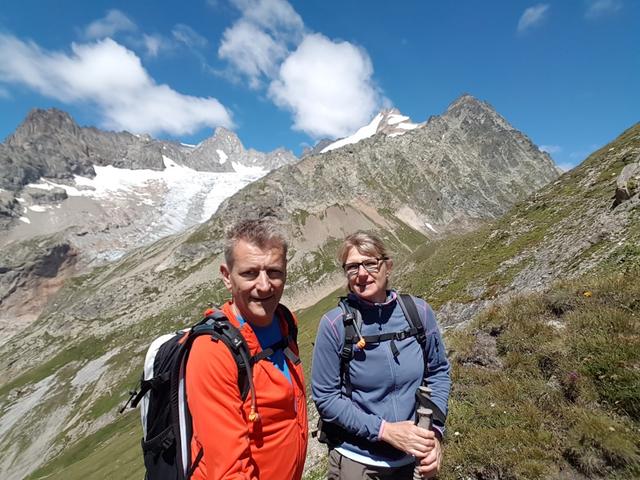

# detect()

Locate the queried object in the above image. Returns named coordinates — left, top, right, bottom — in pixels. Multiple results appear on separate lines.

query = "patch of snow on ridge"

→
left=217, top=149, right=228, bottom=164
left=28, top=205, right=48, bottom=212
left=387, top=114, right=410, bottom=125
left=231, top=161, right=266, bottom=176
left=425, top=223, right=438, bottom=233
left=321, top=113, right=384, bottom=153
left=19, top=217, right=30, bottom=224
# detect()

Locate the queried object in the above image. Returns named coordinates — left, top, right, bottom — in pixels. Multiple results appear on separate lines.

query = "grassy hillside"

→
left=441, top=270, right=640, bottom=479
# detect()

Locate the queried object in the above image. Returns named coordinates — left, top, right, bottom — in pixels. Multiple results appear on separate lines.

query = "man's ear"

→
left=220, top=263, right=232, bottom=291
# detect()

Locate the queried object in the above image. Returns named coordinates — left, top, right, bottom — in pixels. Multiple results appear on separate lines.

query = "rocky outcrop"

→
left=23, top=186, right=68, bottom=204
left=0, top=190, right=20, bottom=225
left=0, top=236, right=78, bottom=344
left=612, top=153, right=640, bottom=208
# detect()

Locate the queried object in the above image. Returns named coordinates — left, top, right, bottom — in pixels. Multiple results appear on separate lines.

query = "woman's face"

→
left=343, top=247, right=391, bottom=304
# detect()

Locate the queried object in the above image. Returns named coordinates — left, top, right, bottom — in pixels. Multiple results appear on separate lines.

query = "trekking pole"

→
left=413, top=386, right=434, bottom=480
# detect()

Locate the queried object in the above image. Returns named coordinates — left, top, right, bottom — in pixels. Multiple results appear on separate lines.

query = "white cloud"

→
left=540, top=144, right=562, bottom=154
left=585, top=0, right=623, bottom=19
left=231, top=0, right=303, bottom=33
left=268, top=33, right=384, bottom=139
left=217, top=0, right=385, bottom=139
left=83, top=9, right=137, bottom=39
left=219, top=20, right=288, bottom=87
left=517, top=4, right=550, bottom=33
left=141, top=34, right=166, bottom=57
left=219, top=0, right=303, bottom=87
left=172, top=24, right=208, bottom=48
left=0, top=34, right=233, bottom=136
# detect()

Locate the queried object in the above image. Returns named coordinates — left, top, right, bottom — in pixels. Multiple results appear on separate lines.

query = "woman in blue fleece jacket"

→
left=312, top=231, right=451, bottom=479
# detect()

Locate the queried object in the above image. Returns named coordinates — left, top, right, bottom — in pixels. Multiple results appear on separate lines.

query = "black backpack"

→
left=121, top=306, right=299, bottom=480
left=316, top=294, right=445, bottom=449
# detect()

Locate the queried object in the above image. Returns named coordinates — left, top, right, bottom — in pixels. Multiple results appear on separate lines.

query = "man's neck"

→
left=232, top=304, right=276, bottom=328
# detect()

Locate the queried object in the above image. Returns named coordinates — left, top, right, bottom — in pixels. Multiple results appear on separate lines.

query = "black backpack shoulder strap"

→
left=396, top=293, right=426, bottom=347
left=250, top=305, right=301, bottom=366
left=396, top=293, right=428, bottom=376
left=338, top=297, right=364, bottom=398
left=191, top=312, right=254, bottom=401
left=278, top=304, right=298, bottom=342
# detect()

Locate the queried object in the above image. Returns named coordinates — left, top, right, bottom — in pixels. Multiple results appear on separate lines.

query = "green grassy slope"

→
left=441, top=270, right=640, bottom=479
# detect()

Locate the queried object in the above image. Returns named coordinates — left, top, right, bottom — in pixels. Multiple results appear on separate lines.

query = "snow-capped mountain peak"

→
left=320, top=108, right=421, bottom=153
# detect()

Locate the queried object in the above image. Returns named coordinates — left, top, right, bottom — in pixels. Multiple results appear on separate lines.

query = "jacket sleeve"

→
left=311, top=312, right=384, bottom=442
left=420, top=300, right=451, bottom=434
left=186, top=335, right=257, bottom=480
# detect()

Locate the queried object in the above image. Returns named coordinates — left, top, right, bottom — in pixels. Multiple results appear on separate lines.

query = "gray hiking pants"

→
left=327, top=449, right=415, bottom=480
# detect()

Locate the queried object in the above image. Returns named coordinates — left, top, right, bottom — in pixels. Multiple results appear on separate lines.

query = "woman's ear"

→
left=386, top=258, right=393, bottom=273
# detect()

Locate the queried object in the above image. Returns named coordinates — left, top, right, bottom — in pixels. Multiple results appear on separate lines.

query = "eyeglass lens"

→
left=344, top=259, right=381, bottom=275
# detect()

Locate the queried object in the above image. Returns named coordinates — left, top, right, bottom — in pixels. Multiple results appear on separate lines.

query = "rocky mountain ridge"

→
left=206, top=95, right=558, bottom=242
left=0, top=108, right=297, bottom=210
left=399, top=123, right=640, bottom=330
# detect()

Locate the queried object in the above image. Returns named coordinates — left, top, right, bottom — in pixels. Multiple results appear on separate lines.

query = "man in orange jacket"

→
left=186, top=219, right=308, bottom=479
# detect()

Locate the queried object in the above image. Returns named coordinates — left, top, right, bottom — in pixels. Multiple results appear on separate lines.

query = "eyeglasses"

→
left=342, top=257, right=387, bottom=277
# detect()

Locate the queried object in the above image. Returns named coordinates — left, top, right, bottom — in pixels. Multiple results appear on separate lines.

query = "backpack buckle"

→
left=396, top=331, right=409, bottom=341
left=340, top=344, right=353, bottom=361
left=343, top=312, right=354, bottom=325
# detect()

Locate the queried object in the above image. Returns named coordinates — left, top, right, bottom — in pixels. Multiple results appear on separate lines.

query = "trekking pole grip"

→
left=413, top=407, right=433, bottom=480
left=414, top=385, right=434, bottom=480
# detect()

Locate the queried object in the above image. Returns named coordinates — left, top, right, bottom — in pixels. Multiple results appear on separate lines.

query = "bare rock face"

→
left=0, top=191, right=20, bottom=225
left=23, top=186, right=68, bottom=204
left=0, top=236, right=78, bottom=344
left=185, top=127, right=298, bottom=172
left=612, top=154, right=640, bottom=208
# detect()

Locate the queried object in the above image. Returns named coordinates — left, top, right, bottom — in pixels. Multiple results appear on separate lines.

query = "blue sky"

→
left=0, top=1, right=637, bottom=170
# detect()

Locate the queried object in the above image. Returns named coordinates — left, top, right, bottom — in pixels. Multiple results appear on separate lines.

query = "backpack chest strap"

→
left=250, top=335, right=301, bottom=365
left=346, top=326, right=421, bottom=345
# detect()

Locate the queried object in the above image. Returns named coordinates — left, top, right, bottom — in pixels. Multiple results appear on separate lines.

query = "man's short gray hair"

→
left=224, top=219, right=288, bottom=268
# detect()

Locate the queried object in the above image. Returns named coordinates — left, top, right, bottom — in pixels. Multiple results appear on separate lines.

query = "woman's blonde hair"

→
left=338, top=231, right=392, bottom=293
left=337, top=231, right=390, bottom=265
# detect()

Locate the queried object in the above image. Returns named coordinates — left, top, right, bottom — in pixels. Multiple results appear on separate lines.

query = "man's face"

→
left=220, top=239, right=287, bottom=327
